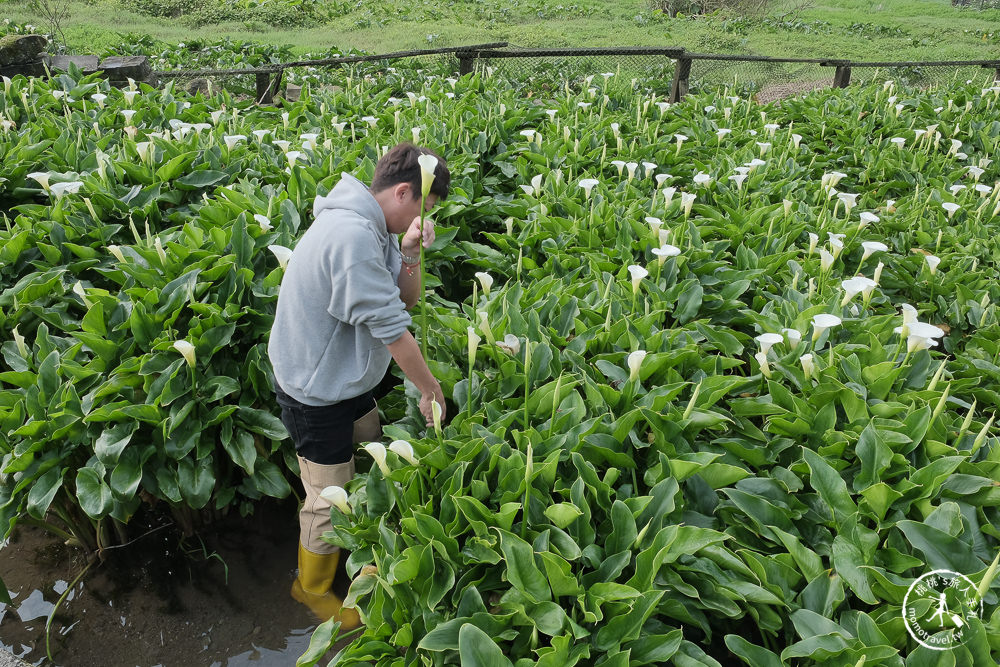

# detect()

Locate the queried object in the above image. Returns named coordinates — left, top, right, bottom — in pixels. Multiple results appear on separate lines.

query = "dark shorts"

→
left=274, top=382, right=376, bottom=465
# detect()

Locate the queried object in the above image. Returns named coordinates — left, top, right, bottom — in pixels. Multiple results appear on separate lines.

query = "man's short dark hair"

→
left=371, top=143, right=450, bottom=201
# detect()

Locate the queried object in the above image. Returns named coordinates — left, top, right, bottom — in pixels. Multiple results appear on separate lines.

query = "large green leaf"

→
left=458, top=623, right=513, bottom=667
left=497, top=529, right=551, bottom=602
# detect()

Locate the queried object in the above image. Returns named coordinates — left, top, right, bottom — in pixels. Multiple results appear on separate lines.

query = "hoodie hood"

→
left=312, top=172, right=388, bottom=241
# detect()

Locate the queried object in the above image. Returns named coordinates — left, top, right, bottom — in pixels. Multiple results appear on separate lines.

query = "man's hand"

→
left=386, top=331, right=447, bottom=429
left=418, top=383, right=445, bottom=428
left=400, top=216, right=435, bottom=256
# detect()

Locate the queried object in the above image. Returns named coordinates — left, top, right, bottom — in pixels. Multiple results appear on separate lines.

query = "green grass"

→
left=5, top=0, right=1000, bottom=64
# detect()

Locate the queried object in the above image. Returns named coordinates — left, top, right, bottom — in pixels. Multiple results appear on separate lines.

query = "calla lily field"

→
left=1, top=60, right=1000, bottom=666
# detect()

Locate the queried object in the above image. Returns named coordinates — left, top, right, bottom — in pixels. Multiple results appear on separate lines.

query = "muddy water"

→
left=0, top=499, right=332, bottom=666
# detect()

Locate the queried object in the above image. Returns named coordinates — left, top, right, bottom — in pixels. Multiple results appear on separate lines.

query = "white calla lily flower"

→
left=907, top=335, right=938, bottom=352
left=627, top=350, right=647, bottom=382
left=431, top=399, right=443, bottom=434
left=896, top=321, right=946, bottom=340
left=27, top=172, right=52, bottom=192
left=819, top=248, right=835, bottom=272
left=840, top=276, right=877, bottom=306
left=173, top=340, right=196, bottom=367
left=858, top=211, right=879, bottom=228
left=800, top=353, right=815, bottom=380
left=497, top=334, right=520, bottom=356
left=754, top=351, right=772, bottom=378
left=627, top=265, right=648, bottom=294
left=755, top=333, right=784, bottom=356
left=388, top=440, right=419, bottom=466
left=254, top=214, right=273, bottom=231
left=651, top=244, right=680, bottom=264
left=782, top=328, right=802, bottom=348
left=363, top=442, right=391, bottom=476
left=467, top=326, right=481, bottom=367
left=941, top=202, right=960, bottom=219
left=812, top=314, right=842, bottom=342
left=319, top=485, right=351, bottom=513
left=223, top=134, right=246, bottom=150
left=474, top=272, right=493, bottom=296
left=860, top=241, right=888, bottom=262
left=681, top=192, right=696, bottom=217
left=578, top=178, right=599, bottom=199
left=828, top=233, right=845, bottom=259
left=50, top=181, right=84, bottom=198
left=268, top=245, right=293, bottom=270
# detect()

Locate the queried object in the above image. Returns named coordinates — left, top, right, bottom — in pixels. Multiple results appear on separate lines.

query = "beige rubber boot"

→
left=297, top=456, right=355, bottom=554
left=352, top=406, right=382, bottom=443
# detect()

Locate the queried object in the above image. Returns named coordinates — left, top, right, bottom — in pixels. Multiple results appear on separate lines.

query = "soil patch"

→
left=755, top=79, right=832, bottom=104
left=0, top=499, right=332, bottom=666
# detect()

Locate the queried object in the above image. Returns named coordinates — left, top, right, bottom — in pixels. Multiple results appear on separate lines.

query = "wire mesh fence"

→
left=473, top=47, right=681, bottom=95
left=687, top=57, right=832, bottom=102
left=154, top=48, right=470, bottom=103
left=146, top=44, right=1000, bottom=106
left=848, top=63, right=999, bottom=90
left=951, top=0, right=1000, bottom=8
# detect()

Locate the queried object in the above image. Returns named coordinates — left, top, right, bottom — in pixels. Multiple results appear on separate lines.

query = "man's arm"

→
left=397, top=216, right=435, bottom=311
left=387, top=330, right=446, bottom=426
left=397, top=260, right=420, bottom=310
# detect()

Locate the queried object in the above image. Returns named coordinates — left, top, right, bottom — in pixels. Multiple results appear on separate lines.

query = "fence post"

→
left=458, top=53, right=476, bottom=76
left=256, top=71, right=274, bottom=105
left=670, top=55, right=691, bottom=103
left=833, top=63, right=852, bottom=88
left=256, top=69, right=283, bottom=105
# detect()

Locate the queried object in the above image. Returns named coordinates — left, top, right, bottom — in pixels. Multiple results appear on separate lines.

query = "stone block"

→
left=47, top=55, right=100, bottom=73
left=0, top=59, right=46, bottom=78
left=0, top=35, right=47, bottom=67
left=97, top=56, right=153, bottom=84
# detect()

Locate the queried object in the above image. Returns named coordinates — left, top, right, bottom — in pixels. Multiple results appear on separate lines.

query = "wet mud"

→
left=0, top=499, right=326, bottom=666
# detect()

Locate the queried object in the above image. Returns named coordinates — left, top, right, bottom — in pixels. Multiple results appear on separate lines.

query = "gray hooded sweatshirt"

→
left=268, top=173, right=411, bottom=406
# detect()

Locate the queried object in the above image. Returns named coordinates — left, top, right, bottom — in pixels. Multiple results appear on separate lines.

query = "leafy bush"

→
left=117, top=0, right=202, bottom=18
left=116, top=0, right=326, bottom=27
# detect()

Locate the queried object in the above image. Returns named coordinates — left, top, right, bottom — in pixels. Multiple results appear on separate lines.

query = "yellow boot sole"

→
left=291, top=578, right=362, bottom=630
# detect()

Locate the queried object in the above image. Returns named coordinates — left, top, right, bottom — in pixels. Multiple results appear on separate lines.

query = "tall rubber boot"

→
left=352, top=406, right=382, bottom=444
left=291, top=543, right=361, bottom=628
left=292, top=456, right=361, bottom=629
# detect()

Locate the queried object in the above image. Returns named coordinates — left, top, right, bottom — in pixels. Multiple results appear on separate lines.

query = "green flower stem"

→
left=521, top=444, right=533, bottom=540
left=588, top=199, right=596, bottom=249
left=522, top=340, right=532, bottom=431
left=419, top=193, right=428, bottom=356
left=467, top=357, right=474, bottom=420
